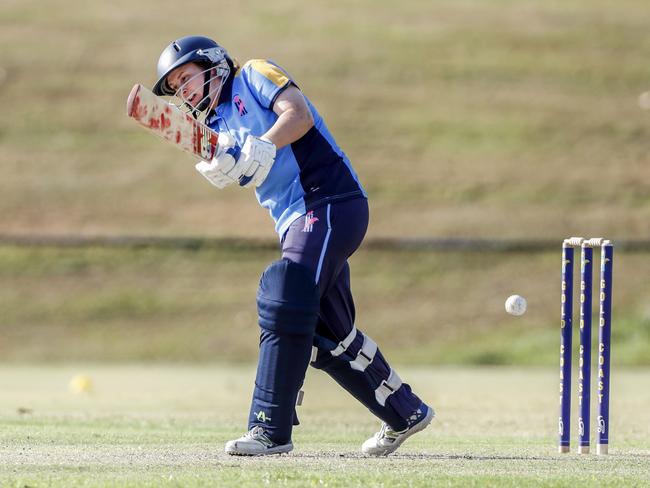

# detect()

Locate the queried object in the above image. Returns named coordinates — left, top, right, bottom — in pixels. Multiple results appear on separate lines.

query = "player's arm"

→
left=195, top=86, right=314, bottom=189
left=262, top=85, right=314, bottom=150
left=195, top=69, right=314, bottom=189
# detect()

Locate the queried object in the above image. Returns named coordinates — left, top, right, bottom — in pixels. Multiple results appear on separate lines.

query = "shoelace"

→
left=376, top=423, right=405, bottom=441
left=245, top=426, right=275, bottom=447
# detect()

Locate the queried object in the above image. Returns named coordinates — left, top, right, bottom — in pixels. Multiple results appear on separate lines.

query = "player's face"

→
left=168, top=63, right=220, bottom=108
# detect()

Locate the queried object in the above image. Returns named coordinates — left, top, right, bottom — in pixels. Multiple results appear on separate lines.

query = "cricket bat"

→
left=126, top=84, right=219, bottom=160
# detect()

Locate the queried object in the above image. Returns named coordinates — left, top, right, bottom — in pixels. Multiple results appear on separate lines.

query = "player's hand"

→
left=194, top=133, right=241, bottom=189
left=236, top=135, right=276, bottom=188
left=195, top=133, right=276, bottom=189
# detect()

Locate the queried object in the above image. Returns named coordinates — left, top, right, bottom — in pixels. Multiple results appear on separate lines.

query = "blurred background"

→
left=1, top=0, right=649, bottom=365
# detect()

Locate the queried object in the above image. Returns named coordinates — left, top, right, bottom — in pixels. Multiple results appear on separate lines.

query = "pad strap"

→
left=330, top=326, right=357, bottom=357
left=350, top=335, right=378, bottom=372
left=375, top=369, right=403, bottom=406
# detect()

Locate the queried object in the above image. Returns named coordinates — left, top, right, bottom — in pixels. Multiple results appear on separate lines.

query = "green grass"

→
left=1, top=245, right=650, bottom=365
left=1, top=0, right=650, bottom=239
left=1, top=365, right=649, bottom=487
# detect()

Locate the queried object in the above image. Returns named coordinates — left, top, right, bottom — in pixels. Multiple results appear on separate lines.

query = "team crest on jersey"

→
left=233, top=95, right=248, bottom=116
left=302, top=211, right=319, bottom=232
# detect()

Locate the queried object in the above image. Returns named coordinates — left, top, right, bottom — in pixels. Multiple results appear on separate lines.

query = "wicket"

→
left=559, top=237, right=613, bottom=455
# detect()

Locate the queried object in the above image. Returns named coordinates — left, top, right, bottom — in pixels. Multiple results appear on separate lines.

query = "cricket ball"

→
left=505, top=295, right=527, bottom=316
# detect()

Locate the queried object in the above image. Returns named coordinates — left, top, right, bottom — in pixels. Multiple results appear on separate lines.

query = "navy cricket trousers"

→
left=281, top=197, right=423, bottom=432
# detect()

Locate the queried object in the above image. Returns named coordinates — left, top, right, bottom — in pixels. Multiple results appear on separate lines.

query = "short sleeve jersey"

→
left=205, top=59, right=366, bottom=237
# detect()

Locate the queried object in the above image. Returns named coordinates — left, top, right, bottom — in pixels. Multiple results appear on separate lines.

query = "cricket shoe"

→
left=224, top=426, right=293, bottom=456
left=361, top=404, right=435, bottom=456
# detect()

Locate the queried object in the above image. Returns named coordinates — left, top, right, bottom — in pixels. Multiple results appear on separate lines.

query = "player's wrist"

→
left=259, top=135, right=274, bottom=144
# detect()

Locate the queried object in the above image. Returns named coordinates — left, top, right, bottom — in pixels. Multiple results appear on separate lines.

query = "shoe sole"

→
left=225, top=442, right=293, bottom=456
left=363, top=405, right=435, bottom=456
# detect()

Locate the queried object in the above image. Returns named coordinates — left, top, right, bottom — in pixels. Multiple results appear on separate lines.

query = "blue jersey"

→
left=205, top=59, right=366, bottom=236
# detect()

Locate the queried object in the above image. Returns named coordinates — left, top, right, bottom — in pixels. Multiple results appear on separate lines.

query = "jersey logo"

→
left=302, top=210, right=319, bottom=232
left=233, top=94, right=248, bottom=116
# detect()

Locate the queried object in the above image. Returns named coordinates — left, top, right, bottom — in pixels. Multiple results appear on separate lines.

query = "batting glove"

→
left=237, top=135, right=276, bottom=188
left=194, top=133, right=242, bottom=189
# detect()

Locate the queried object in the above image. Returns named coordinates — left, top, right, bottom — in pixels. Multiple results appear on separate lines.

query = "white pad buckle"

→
left=330, top=326, right=357, bottom=357
left=374, top=369, right=403, bottom=406
left=350, top=335, right=377, bottom=372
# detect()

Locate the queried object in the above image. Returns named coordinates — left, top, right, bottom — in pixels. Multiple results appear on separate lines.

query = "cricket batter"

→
left=152, top=35, right=434, bottom=456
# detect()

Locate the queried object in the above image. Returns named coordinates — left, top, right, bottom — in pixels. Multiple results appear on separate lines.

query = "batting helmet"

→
left=152, top=35, right=231, bottom=97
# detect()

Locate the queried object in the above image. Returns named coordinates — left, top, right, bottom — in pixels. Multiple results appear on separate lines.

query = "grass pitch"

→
left=1, top=365, right=649, bottom=487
